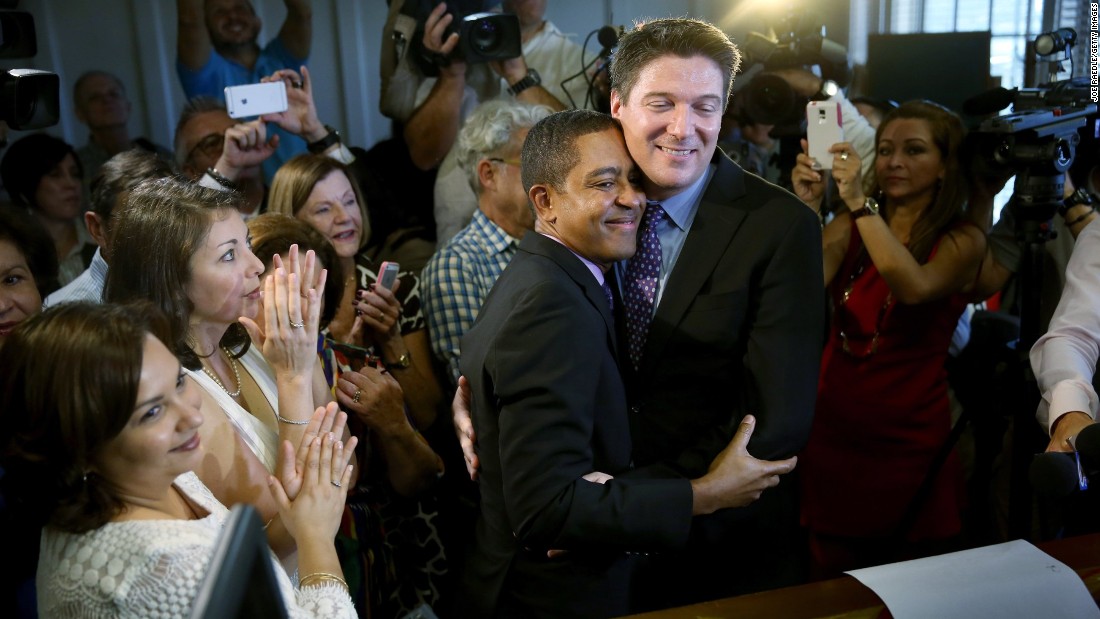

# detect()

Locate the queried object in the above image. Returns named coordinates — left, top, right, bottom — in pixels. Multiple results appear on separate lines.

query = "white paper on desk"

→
left=845, top=539, right=1099, bottom=619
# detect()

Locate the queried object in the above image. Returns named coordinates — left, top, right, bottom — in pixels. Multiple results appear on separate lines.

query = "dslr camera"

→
left=406, top=0, right=521, bottom=73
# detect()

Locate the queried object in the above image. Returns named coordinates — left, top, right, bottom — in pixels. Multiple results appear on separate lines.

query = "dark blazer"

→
left=460, top=232, right=693, bottom=619
left=622, top=152, right=826, bottom=606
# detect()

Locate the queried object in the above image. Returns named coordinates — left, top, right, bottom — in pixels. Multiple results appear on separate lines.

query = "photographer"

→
left=404, top=2, right=588, bottom=246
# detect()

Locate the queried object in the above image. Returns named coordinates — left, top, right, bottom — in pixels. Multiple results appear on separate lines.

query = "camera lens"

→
left=472, top=20, right=500, bottom=52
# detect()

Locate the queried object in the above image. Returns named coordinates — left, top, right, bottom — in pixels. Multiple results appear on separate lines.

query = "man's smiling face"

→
left=611, top=54, right=724, bottom=201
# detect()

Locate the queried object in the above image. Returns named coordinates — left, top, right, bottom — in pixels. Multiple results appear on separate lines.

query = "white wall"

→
left=3, top=0, right=848, bottom=153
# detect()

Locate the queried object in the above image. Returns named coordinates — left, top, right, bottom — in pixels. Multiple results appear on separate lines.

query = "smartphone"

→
left=224, top=82, right=288, bottom=119
left=806, top=100, right=844, bottom=170
left=377, top=261, right=399, bottom=290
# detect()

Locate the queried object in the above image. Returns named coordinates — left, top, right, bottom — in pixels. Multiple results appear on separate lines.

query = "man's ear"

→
left=530, top=185, right=553, bottom=224
left=85, top=212, right=109, bottom=250
left=477, top=158, right=496, bottom=193
left=74, top=104, right=88, bottom=125
left=609, top=89, right=623, bottom=119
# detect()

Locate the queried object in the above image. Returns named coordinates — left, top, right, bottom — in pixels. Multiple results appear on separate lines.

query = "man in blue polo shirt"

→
left=175, top=0, right=312, bottom=181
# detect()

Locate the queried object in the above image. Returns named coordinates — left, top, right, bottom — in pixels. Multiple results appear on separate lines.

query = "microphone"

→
left=1030, top=451, right=1087, bottom=498
left=962, top=86, right=1017, bottom=116
left=1070, top=421, right=1100, bottom=460
left=597, top=25, right=621, bottom=56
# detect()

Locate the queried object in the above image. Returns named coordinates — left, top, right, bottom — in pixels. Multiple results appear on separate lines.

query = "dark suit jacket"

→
left=460, top=232, right=693, bottom=618
left=621, top=153, right=826, bottom=605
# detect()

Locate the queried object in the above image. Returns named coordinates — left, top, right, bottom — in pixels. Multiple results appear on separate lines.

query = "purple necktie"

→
left=601, top=279, right=614, bottom=312
left=623, top=203, right=667, bottom=370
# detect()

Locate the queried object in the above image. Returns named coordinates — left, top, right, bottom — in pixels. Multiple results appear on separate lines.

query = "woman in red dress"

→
left=792, top=100, right=986, bottom=575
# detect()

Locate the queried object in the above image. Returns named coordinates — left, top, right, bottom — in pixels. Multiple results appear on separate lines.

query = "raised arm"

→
left=829, top=143, right=986, bottom=304
left=278, top=0, right=313, bottom=61
left=404, top=3, right=467, bottom=170
left=490, top=56, right=568, bottom=111
left=176, top=0, right=213, bottom=71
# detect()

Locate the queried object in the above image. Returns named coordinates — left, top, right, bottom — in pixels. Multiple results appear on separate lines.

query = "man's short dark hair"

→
left=521, top=110, right=621, bottom=194
left=90, top=149, right=176, bottom=225
left=610, top=18, right=741, bottom=111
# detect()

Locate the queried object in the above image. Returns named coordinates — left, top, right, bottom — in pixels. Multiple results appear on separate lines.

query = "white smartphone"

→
left=806, top=100, right=844, bottom=170
left=224, top=82, right=288, bottom=119
left=377, top=261, right=399, bottom=290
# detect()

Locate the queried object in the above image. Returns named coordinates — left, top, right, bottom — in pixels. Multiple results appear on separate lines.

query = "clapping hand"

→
left=269, top=404, right=356, bottom=544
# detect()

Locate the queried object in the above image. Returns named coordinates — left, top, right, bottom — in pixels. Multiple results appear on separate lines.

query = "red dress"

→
left=801, top=223, right=968, bottom=543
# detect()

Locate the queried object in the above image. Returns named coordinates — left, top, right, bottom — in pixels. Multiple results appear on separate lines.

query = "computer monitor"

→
left=189, top=504, right=289, bottom=619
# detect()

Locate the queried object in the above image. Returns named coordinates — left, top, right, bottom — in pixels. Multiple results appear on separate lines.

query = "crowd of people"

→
left=1, top=1, right=1099, bottom=618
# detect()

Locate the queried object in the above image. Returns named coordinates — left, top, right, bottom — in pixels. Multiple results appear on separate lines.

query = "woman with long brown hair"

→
left=792, top=100, right=986, bottom=574
left=0, top=302, right=356, bottom=618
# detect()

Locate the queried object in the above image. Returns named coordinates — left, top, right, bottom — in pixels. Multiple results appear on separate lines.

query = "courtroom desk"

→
left=622, top=534, right=1100, bottom=619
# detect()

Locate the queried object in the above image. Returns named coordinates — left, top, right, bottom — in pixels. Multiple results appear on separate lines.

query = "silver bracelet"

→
left=275, top=412, right=310, bottom=425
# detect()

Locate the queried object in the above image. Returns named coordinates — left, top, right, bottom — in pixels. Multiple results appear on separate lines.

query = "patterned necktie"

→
left=623, top=202, right=667, bottom=370
left=601, top=279, right=614, bottom=312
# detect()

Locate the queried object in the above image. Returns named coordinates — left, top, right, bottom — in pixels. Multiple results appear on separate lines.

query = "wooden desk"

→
left=623, top=534, right=1100, bottom=619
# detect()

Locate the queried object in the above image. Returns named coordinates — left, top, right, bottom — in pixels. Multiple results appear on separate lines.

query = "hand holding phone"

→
left=377, top=262, right=400, bottom=291
left=806, top=101, right=844, bottom=170
left=225, top=81, right=289, bottom=119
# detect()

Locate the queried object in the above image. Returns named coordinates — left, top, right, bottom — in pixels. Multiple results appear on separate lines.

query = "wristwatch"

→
left=1059, top=188, right=1093, bottom=217
left=307, top=125, right=341, bottom=154
left=507, top=69, right=542, bottom=97
left=386, top=352, right=412, bottom=370
left=850, top=197, right=880, bottom=220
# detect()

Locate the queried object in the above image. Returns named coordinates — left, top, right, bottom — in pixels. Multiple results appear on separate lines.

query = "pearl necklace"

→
left=202, top=347, right=242, bottom=398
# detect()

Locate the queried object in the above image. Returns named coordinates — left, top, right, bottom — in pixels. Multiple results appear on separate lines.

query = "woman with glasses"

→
left=791, top=100, right=986, bottom=575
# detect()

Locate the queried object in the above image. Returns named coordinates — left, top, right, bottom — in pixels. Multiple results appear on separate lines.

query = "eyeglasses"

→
left=186, top=132, right=225, bottom=163
left=488, top=157, right=521, bottom=167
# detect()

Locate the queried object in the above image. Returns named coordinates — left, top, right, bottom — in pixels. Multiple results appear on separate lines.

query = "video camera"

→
left=737, top=11, right=851, bottom=129
left=405, top=0, right=521, bottom=74
left=966, top=77, right=1098, bottom=223
left=0, top=2, right=57, bottom=130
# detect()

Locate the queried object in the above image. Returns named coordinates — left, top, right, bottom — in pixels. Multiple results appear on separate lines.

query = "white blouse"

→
left=36, top=472, right=356, bottom=619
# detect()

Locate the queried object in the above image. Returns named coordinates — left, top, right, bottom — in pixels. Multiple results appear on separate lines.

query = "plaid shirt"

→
left=422, top=210, right=519, bottom=385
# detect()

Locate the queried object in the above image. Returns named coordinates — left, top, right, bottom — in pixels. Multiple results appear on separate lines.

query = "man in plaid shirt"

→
left=422, top=100, right=551, bottom=386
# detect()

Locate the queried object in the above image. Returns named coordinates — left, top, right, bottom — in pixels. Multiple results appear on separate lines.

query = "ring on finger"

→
left=291, top=80, right=303, bottom=89
left=331, top=480, right=342, bottom=488
left=840, top=151, right=850, bottom=161
left=289, top=319, right=305, bottom=329
left=352, top=389, right=362, bottom=404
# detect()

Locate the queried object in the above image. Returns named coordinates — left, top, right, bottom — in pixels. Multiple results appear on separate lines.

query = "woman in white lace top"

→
left=0, top=302, right=358, bottom=618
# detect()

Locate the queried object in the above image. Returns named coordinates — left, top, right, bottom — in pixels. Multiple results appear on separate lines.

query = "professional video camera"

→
left=965, top=77, right=1097, bottom=222
left=404, top=0, right=521, bottom=74
left=738, top=11, right=851, bottom=129
left=0, top=2, right=58, bottom=130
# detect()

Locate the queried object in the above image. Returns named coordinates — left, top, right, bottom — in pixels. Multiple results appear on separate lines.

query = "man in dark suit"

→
left=458, top=109, right=797, bottom=618
left=607, top=18, right=825, bottom=607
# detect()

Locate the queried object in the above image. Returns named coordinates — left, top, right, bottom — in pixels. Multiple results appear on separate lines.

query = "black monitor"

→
left=189, top=504, right=289, bottom=619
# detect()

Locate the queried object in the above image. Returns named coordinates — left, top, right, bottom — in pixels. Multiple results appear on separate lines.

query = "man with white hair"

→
left=422, top=99, right=551, bottom=386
